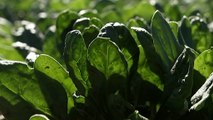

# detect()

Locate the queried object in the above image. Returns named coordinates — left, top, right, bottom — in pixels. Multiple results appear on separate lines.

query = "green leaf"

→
left=29, top=114, right=50, bottom=120
left=194, top=48, right=213, bottom=78
left=169, top=21, right=179, bottom=40
left=0, top=60, right=51, bottom=117
left=56, top=10, right=79, bottom=54
left=78, top=9, right=99, bottom=18
left=127, top=17, right=147, bottom=29
left=88, top=37, right=128, bottom=79
left=99, top=22, right=139, bottom=73
left=64, top=30, right=90, bottom=95
left=190, top=16, right=213, bottom=53
left=90, top=17, right=103, bottom=28
left=82, top=25, right=99, bottom=47
left=178, top=16, right=193, bottom=48
left=73, top=17, right=102, bottom=32
left=166, top=47, right=194, bottom=109
left=0, top=83, right=37, bottom=120
left=156, top=47, right=195, bottom=119
left=34, top=54, right=77, bottom=114
left=151, top=11, right=182, bottom=71
left=190, top=73, right=213, bottom=111
left=131, top=27, right=164, bottom=89
left=73, top=17, right=90, bottom=32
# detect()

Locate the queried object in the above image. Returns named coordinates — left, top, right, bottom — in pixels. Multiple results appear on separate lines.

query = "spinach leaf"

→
left=64, top=30, right=90, bottom=95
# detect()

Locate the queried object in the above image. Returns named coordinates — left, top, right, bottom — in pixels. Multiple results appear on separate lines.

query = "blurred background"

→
left=0, top=0, right=212, bottom=23
left=0, top=0, right=212, bottom=61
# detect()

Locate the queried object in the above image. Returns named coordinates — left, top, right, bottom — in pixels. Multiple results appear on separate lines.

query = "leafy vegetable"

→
left=0, top=0, right=213, bottom=120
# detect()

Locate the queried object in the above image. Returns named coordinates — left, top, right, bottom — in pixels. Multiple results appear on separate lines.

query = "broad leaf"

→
left=131, top=27, right=164, bottom=89
left=156, top=47, right=195, bottom=119
left=151, top=11, right=181, bottom=71
left=34, top=54, right=77, bottom=115
left=56, top=10, right=79, bottom=54
left=190, top=16, right=213, bottom=53
left=178, top=16, right=193, bottom=48
left=88, top=37, right=128, bottom=79
left=99, top=22, right=139, bottom=74
left=64, top=30, right=90, bottom=95
left=166, top=48, right=194, bottom=109
left=0, top=60, right=51, bottom=118
left=194, top=48, right=213, bottom=78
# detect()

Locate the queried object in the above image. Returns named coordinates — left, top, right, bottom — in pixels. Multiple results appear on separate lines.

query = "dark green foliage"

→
left=0, top=0, right=213, bottom=120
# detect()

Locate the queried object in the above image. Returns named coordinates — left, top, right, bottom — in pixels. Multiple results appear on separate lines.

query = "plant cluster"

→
left=0, top=0, right=213, bottom=120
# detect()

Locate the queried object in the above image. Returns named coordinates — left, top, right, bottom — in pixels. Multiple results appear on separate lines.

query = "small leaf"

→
left=83, top=25, right=99, bottom=47
left=73, top=17, right=90, bottom=32
left=78, top=9, right=99, bottom=18
left=90, top=17, right=103, bottom=28
left=127, top=17, right=147, bottom=29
